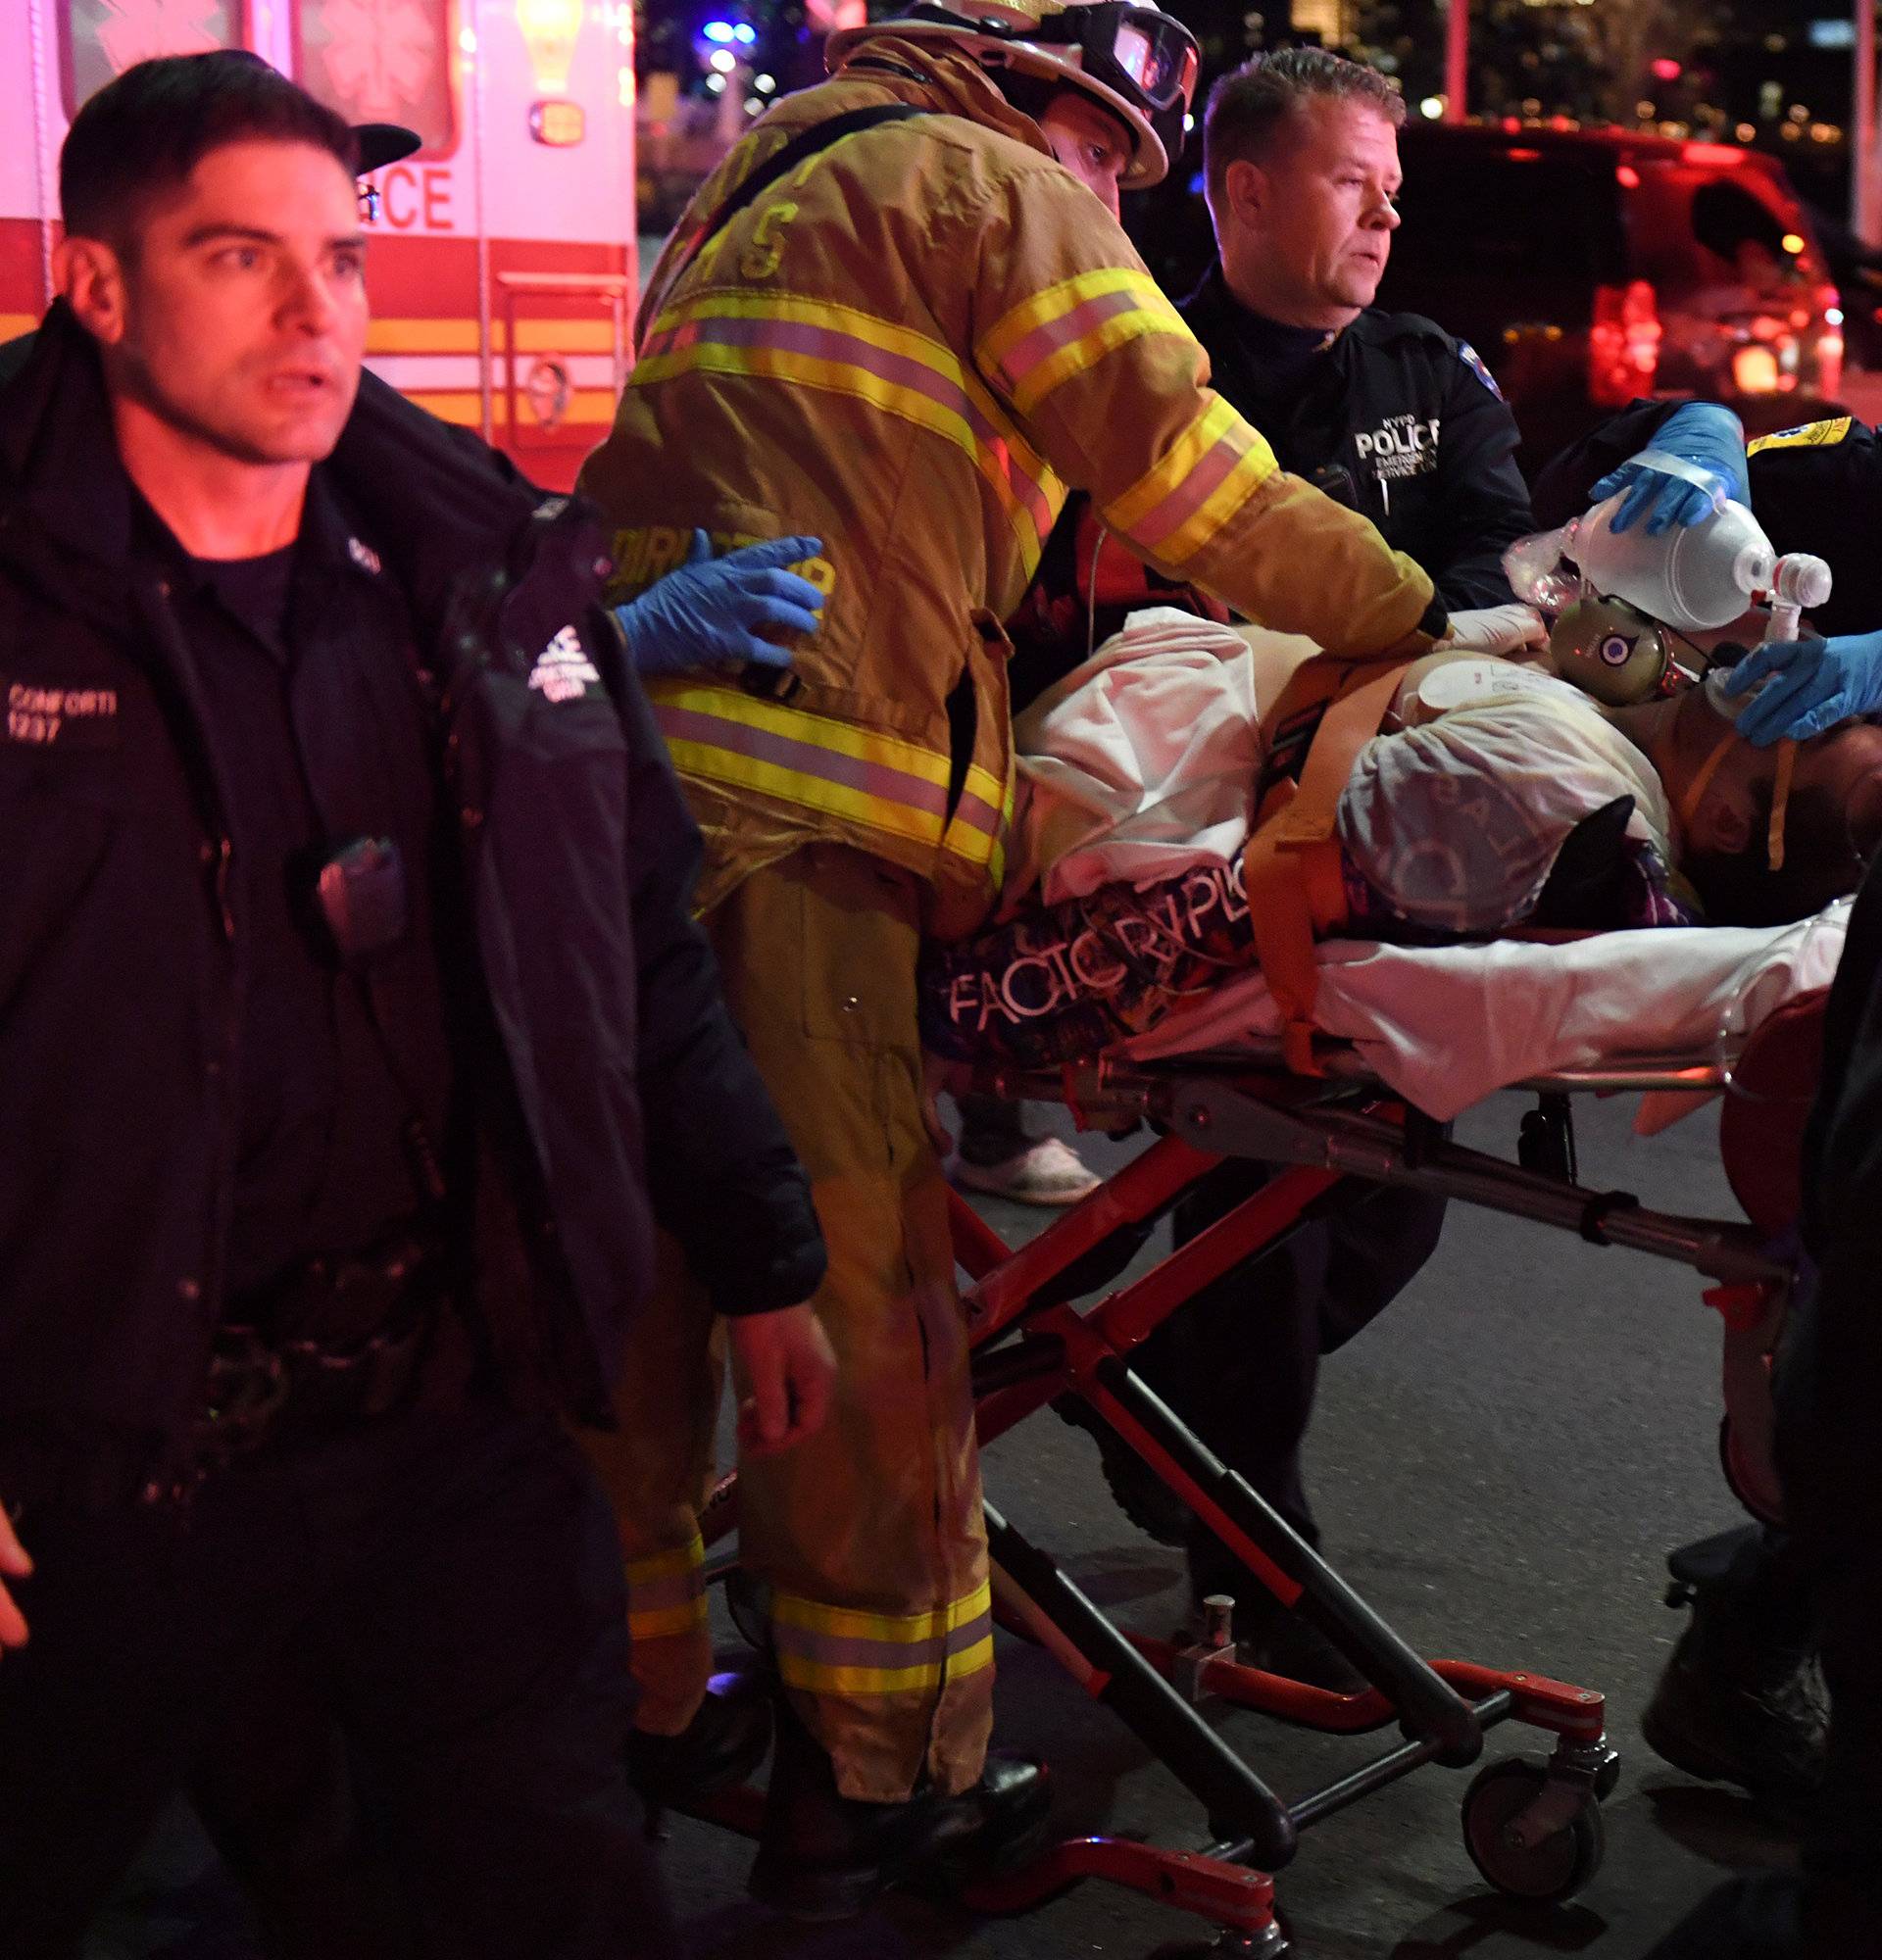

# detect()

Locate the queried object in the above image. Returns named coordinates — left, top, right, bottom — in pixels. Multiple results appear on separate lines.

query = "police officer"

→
left=1179, top=47, right=1535, bottom=613
left=0, top=53, right=831, bottom=1959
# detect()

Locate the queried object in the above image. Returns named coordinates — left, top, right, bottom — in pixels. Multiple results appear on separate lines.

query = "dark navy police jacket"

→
left=1180, top=264, right=1534, bottom=612
left=0, top=305, right=824, bottom=1509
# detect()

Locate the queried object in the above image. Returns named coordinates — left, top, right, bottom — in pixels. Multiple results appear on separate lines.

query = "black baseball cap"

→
left=354, top=122, right=422, bottom=172
left=207, top=52, right=423, bottom=173
left=207, top=53, right=421, bottom=174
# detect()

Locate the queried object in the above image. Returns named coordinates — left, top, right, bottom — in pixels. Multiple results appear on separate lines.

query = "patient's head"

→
left=1647, top=685, right=1882, bottom=924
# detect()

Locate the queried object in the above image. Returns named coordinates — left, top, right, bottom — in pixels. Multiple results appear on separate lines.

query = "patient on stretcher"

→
left=921, top=608, right=1882, bottom=1065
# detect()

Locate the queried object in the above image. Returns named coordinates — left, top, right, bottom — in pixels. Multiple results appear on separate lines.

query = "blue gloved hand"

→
left=1718, top=629, right=1882, bottom=746
left=1589, top=402, right=1749, bottom=535
left=616, top=531, right=825, bottom=675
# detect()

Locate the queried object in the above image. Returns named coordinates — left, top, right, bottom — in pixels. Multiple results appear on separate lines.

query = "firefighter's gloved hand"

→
left=615, top=530, right=825, bottom=675
left=1591, top=403, right=1748, bottom=535
left=1719, top=628, right=1882, bottom=745
left=1438, top=603, right=1547, bottom=656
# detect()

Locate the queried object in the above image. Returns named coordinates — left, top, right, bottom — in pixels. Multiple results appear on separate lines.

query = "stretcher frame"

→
left=695, top=1040, right=1790, bottom=1957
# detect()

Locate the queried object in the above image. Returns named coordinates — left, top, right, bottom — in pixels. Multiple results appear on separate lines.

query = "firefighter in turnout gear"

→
left=578, top=0, right=1452, bottom=1915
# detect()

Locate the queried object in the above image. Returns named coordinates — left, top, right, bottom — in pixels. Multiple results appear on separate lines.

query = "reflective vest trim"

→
left=634, top=292, right=1064, bottom=576
left=979, top=267, right=1193, bottom=418
left=768, top=1578, right=996, bottom=1696
left=622, top=1533, right=709, bottom=1642
left=1103, top=395, right=1279, bottom=564
left=649, top=680, right=1008, bottom=879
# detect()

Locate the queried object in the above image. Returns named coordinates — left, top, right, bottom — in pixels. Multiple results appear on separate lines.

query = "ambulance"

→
left=1, top=0, right=639, bottom=490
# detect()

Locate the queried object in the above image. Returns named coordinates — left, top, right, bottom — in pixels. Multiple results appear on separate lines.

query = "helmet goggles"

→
left=908, top=2, right=1199, bottom=111
left=1030, top=2, right=1199, bottom=115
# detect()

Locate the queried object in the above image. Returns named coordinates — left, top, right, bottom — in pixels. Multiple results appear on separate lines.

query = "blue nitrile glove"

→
left=1718, top=629, right=1882, bottom=746
left=1589, top=402, right=1749, bottom=535
left=615, top=530, right=824, bottom=675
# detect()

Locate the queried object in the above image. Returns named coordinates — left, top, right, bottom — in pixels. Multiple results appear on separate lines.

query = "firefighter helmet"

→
left=828, top=0, right=1200, bottom=187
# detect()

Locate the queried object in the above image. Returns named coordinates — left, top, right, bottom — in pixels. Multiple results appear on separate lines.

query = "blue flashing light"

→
left=1187, top=170, right=1205, bottom=196
left=703, top=20, right=736, bottom=42
left=733, top=23, right=758, bottom=43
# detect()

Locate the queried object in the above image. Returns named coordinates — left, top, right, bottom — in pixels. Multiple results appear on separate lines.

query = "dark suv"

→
left=1375, top=124, right=1845, bottom=470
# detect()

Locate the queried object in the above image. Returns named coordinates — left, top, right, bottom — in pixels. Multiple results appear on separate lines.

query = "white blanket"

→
left=1123, top=906, right=1849, bottom=1121
left=1009, top=609, right=1259, bottom=907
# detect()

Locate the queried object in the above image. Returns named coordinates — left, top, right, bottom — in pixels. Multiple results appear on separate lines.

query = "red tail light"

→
left=1589, top=278, right=1661, bottom=407
left=1817, top=281, right=1846, bottom=396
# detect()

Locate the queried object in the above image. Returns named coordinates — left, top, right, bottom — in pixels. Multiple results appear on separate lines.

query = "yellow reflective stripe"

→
left=649, top=683, right=1006, bottom=871
left=663, top=728, right=942, bottom=852
left=986, top=771, right=1013, bottom=892
left=1105, top=396, right=1238, bottom=531
left=625, top=1535, right=708, bottom=1641
left=1102, top=397, right=1279, bottom=564
left=1748, top=415, right=1853, bottom=456
left=1009, top=308, right=1192, bottom=417
left=1157, top=438, right=1279, bottom=564
left=769, top=1581, right=996, bottom=1695
left=977, top=269, right=1163, bottom=370
left=643, top=291, right=959, bottom=378
left=630, top=1599, right=712, bottom=1640
left=770, top=1580, right=992, bottom=1643
left=634, top=294, right=1061, bottom=574
left=777, top=1636, right=996, bottom=1697
left=978, top=269, right=1192, bottom=416
left=624, top=1535, right=706, bottom=1584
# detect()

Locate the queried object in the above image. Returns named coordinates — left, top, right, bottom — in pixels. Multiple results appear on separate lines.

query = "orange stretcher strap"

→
left=1767, top=737, right=1796, bottom=872
left=1242, top=658, right=1412, bottom=1074
left=1676, top=725, right=1738, bottom=839
left=1677, top=725, right=1794, bottom=874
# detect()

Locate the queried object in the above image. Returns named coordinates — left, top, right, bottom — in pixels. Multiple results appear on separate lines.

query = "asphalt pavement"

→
left=668, top=1088, right=1796, bottom=1960
left=76, top=1052, right=1797, bottom=1960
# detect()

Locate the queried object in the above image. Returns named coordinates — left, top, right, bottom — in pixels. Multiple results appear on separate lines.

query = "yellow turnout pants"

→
left=586, top=845, right=993, bottom=1802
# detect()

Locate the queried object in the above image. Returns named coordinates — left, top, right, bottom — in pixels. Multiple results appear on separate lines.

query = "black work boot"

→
left=1641, top=1528, right=1827, bottom=1811
left=747, top=1699, right=1052, bottom=1921
left=626, top=1668, right=774, bottom=1810
left=1052, top=1395, right=1193, bottom=1547
left=1641, top=1623, right=1827, bottom=1810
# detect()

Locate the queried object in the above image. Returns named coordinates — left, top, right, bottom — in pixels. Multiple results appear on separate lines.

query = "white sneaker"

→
left=951, top=1135, right=1102, bottom=1207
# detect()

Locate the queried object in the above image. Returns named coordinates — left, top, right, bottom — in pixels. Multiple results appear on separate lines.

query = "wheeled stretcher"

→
left=692, top=917, right=1830, bottom=1957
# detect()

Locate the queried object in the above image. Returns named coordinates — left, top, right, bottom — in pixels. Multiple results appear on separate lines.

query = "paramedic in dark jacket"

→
left=0, top=53, right=828, bottom=1960
left=1536, top=399, right=1882, bottom=643
left=1533, top=398, right=1882, bottom=1823
left=1641, top=851, right=1882, bottom=1960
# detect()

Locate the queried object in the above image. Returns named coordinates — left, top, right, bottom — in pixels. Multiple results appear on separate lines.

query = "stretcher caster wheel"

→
left=1461, top=1757, right=1605, bottom=1903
